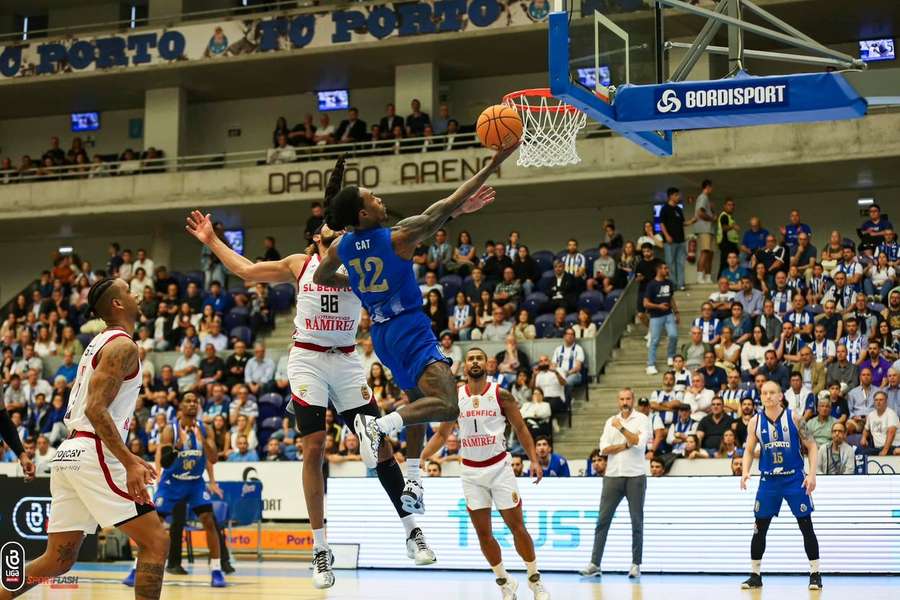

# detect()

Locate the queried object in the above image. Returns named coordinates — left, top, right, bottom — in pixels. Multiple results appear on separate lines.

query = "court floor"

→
left=20, top=562, right=898, bottom=600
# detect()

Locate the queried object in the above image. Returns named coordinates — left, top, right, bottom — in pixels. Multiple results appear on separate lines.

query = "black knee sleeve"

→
left=796, top=517, right=820, bottom=560
left=750, top=517, right=772, bottom=561
left=375, top=458, right=410, bottom=518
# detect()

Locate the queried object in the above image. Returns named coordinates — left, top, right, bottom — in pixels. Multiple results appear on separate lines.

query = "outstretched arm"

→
left=186, top=210, right=306, bottom=283
left=499, top=389, right=542, bottom=483
left=421, top=421, right=454, bottom=461
left=392, top=144, right=518, bottom=256
left=311, top=234, right=351, bottom=289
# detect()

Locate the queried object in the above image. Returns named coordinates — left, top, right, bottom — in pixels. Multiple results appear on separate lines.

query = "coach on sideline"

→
left=580, top=388, right=650, bottom=579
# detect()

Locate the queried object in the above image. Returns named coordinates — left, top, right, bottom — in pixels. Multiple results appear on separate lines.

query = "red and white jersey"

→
left=293, top=253, right=362, bottom=348
left=457, top=382, right=507, bottom=464
left=64, top=328, right=141, bottom=444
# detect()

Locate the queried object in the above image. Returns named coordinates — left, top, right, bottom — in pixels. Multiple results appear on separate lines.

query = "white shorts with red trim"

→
left=461, top=453, right=521, bottom=512
left=287, top=345, right=371, bottom=412
left=48, top=436, right=142, bottom=533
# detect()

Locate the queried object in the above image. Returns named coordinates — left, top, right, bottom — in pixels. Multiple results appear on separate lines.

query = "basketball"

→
left=476, top=104, right=523, bottom=150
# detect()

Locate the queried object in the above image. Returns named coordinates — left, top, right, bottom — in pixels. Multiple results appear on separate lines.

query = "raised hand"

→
left=185, top=210, right=216, bottom=245
left=456, top=185, right=497, bottom=216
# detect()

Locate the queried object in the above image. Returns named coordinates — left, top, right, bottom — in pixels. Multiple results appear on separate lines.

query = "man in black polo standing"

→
left=659, top=187, right=687, bottom=291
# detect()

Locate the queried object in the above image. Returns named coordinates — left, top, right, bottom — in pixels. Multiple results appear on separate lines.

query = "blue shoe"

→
left=122, top=568, right=136, bottom=587
left=211, top=569, right=227, bottom=587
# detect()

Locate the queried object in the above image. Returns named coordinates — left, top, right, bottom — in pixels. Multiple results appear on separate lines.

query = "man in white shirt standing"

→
left=580, top=388, right=650, bottom=579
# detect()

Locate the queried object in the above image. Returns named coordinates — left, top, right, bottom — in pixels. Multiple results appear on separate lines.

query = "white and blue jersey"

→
left=692, top=317, right=720, bottom=343
left=754, top=408, right=813, bottom=519
left=154, top=420, right=212, bottom=516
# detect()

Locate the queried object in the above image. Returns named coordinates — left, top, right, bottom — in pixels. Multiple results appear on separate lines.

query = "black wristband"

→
left=0, top=410, right=25, bottom=457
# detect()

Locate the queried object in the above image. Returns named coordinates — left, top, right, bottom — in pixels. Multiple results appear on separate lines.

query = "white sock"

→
left=313, top=528, right=327, bottom=549
left=376, top=411, right=404, bottom=435
left=406, top=458, right=421, bottom=481
left=133, top=558, right=139, bottom=569
left=810, top=559, right=820, bottom=573
left=401, top=514, right=417, bottom=536
left=210, top=558, right=221, bottom=571
left=751, top=560, right=761, bottom=575
left=525, top=559, right=539, bottom=578
left=491, top=562, right=508, bottom=582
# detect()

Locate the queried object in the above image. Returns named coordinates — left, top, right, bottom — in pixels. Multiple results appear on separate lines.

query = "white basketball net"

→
left=504, top=91, right=587, bottom=168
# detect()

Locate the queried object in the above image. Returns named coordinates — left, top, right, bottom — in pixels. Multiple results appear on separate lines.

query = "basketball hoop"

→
left=503, top=88, right=587, bottom=168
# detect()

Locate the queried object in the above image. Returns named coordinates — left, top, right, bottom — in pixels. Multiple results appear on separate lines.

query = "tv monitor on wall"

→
left=317, top=90, right=350, bottom=111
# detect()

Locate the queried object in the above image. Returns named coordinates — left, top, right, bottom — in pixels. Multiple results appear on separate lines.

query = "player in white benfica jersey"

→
left=185, top=177, right=435, bottom=589
left=422, top=348, right=550, bottom=600
left=0, top=279, right=168, bottom=600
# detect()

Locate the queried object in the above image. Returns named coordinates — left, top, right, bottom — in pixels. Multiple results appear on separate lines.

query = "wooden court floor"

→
left=17, top=562, right=898, bottom=600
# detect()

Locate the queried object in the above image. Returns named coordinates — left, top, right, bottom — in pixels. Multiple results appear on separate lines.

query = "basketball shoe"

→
left=354, top=414, right=384, bottom=469
left=312, top=546, right=335, bottom=589
left=497, top=576, right=518, bottom=600
left=401, top=479, right=425, bottom=514
left=528, top=573, right=550, bottom=600
left=406, top=527, right=436, bottom=565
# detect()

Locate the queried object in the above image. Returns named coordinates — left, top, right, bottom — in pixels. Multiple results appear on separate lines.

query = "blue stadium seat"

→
left=439, top=275, right=462, bottom=301
left=521, top=292, right=548, bottom=317
left=591, top=311, right=609, bottom=326
left=564, top=312, right=579, bottom=326
left=77, top=333, right=94, bottom=348
left=223, top=307, right=250, bottom=332
left=258, top=393, right=284, bottom=421
left=534, top=313, right=556, bottom=338
left=537, top=270, right=556, bottom=294
left=578, top=290, right=605, bottom=313
left=229, top=326, right=252, bottom=346
left=808, top=304, right=824, bottom=315
left=259, top=415, right=282, bottom=430
left=228, top=281, right=247, bottom=295
left=185, top=271, right=204, bottom=288
left=583, top=248, right=600, bottom=266
left=270, top=283, right=295, bottom=312
left=532, top=251, right=554, bottom=274
left=603, top=289, right=623, bottom=311
left=169, top=271, right=187, bottom=291
left=869, top=302, right=885, bottom=313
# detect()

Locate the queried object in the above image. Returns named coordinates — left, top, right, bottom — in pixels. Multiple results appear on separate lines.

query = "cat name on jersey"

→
left=304, top=316, right=356, bottom=331
left=462, top=434, right=498, bottom=448
left=355, top=239, right=371, bottom=250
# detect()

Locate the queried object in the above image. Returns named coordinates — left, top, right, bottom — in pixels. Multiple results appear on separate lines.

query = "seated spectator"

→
left=448, top=291, right=475, bottom=341
left=43, top=136, right=65, bottom=166
left=680, top=327, right=710, bottom=371
left=784, top=372, right=816, bottom=419
left=807, top=394, right=837, bottom=447
left=736, top=276, right=764, bottom=318
left=431, top=103, right=451, bottom=134
left=696, top=397, right=733, bottom=451
left=452, top=231, right=477, bottom=277
left=378, top=103, right=403, bottom=138
left=264, top=437, right=288, bottom=461
left=721, top=252, right=747, bottom=291
left=587, top=244, right=615, bottom=293
left=118, top=149, right=142, bottom=174
left=847, top=367, right=879, bottom=434
left=547, top=259, right=578, bottom=313
left=481, top=306, right=513, bottom=341
left=839, top=317, right=868, bottom=367
left=615, top=241, right=638, bottom=288
left=520, top=387, right=552, bottom=441
left=584, top=449, right=607, bottom=477
left=419, top=271, right=443, bottom=301
left=419, top=125, right=440, bottom=152
left=665, top=403, right=698, bottom=454
left=553, top=328, right=585, bottom=391
left=543, top=307, right=568, bottom=339
left=463, top=267, right=494, bottom=304
left=433, top=433, right=461, bottom=464
left=405, top=98, right=431, bottom=137
left=482, top=243, right=513, bottom=285
left=88, top=155, right=108, bottom=178
left=270, top=352, right=289, bottom=398
left=699, top=351, right=727, bottom=392
left=572, top=308, right=596, bottom=339
left=513, top=309, right=536, bottom=341
left=438, top=333, right=463, bottom=380
left=562, top=238, right=588, bottom=282
left=809, top=323, right=836, bottom=365
left=229, top=385, right=259, bottom=428
left=244, top=343, right=274, bottom=396
left=314, top=114, right=336, bottom=145
left=493, top=267, right=522, bottom=309
left=203, top=384, right=230, bottom=423
left=426, top=461, right=442, bottom=477
left=857, top=387, right=897, bottom=457
left=684, top=373, right=715, bottom=421
left=827, top=344, right=859, bottom=390
left=823, top=271, right=854, bottom=312
left=714, top=326, right=741, bottom=371
left=54, top=350, right=78, bottom=384
left=204, top=281, right=233, bottom=316
left=510, top=370, right=532, bottom=406
left=512, top=246, right=540, bottom=296
left=693, top=303, right=722, bottom=347
left=424, top=290, right=447, bottom=335
left=228, top=434, right=259, bottom=462
left=792, top=346, right=826, bottom=397
left=741, top=326, right=772, bottom=380
left=443, top=119, right=464, bottom=151
left=527, top=436, right=570, bottom=477
left=709, top=278, right=737, bottom=319
left=863, top=340, right=892, bottom=387
left=715, top=429, right=742, bottom=459
left=33, top=325, right=57, bottom=357
left=0, top=157, right=17, bottom=184
left=817, top=420, right=856, bottom=474
left=845, top=293, right=880, bottom=338
left=335, top=107, right=367, bottom=144
left=224, top=340, right=250, bottom=390
left=678, top=433, right=709, bottom=459
left=427, top=229, right=453, bottom=276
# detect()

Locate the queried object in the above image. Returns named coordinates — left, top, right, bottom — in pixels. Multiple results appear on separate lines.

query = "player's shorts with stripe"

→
left=461, top=452, right=521, bottom=512
left=287, top=345, right=371, bottom=411
left=48, top=433, right=153, bottom=534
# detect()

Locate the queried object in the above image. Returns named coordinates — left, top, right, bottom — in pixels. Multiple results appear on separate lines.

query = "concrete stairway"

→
left=553, top=283, right=718, bottom=464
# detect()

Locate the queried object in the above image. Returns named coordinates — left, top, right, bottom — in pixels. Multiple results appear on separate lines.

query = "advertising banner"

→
left=328, top=475, right=900, bottom=572
left=0, top=0, right=549, bottom=80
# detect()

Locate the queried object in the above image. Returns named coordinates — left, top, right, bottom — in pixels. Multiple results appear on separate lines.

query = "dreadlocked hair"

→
left=325, top=185, right=362, bottom=230
left=324, top=154, right=348, bottom=207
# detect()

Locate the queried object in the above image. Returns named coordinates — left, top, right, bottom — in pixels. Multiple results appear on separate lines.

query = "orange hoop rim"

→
left=502, top=88, right=581, bottom=114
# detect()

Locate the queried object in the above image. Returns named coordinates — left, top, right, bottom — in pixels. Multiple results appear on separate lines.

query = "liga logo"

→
left=1, top=542, right=25, bottom=592
left=656, top=82, right=789, bottom=114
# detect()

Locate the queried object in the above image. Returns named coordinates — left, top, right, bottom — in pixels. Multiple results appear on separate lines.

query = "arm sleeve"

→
left=0, top=409, right=25, bottom=456
left=636, top=415, right=651, bottom=448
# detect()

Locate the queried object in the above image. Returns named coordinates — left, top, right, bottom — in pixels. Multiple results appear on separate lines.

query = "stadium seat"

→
left=521, top=292, right=548, bottom=317
left=258, top=393, right=284, bottom=421
left=534, top=313, right=557, bottom=338
left=229, top=326, right=252, bottom=346
left=583, top=248, right=600, bottom=266
left=603, top=289, right=623, bottom=311
left=564, top=312, right=579, bottom=326
left=532, top=251, right=554, bottom=273
left=185, top=271, right=204, bottom=288
left=578, top=290, right=605, bottom=313
left=270, top=283, right=296, bottom=312
left=537, top=270, right=556, bottom=294
left=77, top=333, right=94, bottom=348
left=869, top=302, right=885, bottom=313
left=227, top=281, right=247, bottom=295
left=439, top=275, right=462, bottom=301
left=169, top=271, right=187, bottom=291
left=591, top=311, right=609, bottom=326
left=223, top=307, right=250, bottom=331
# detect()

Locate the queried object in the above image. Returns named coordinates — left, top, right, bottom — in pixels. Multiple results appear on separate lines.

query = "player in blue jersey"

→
left=740, top=381, right=822, bottom=590
left=315, top=144, right=517, bottom=513
left=124, top=393, right=226, bottom=588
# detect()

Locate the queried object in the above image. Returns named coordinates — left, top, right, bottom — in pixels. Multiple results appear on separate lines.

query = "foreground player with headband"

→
left=422, top=347, right=550, bottom=600
left=185, top=163, right=435, bottom=589
left=0, top=279, right=168, bottom=600
left=315, top=144, right=517, bottom=516
left=741, top=380, right=822, bottom=590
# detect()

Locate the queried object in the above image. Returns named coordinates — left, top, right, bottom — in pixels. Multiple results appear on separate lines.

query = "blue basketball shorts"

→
left=370, top=309, right=451, bottom=390
left=754, top=472, right=814, bottom=519
left=154, top=478, right=212, bottom=516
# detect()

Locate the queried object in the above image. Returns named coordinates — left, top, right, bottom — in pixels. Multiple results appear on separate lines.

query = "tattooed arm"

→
left=84, top=336, right=156, bottom=503
left=311, top=234, right=351, bottom=289
left=795, top=411, right=817, bottom=493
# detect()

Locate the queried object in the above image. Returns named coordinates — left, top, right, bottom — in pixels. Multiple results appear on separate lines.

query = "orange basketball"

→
left=476, top=104, right=523, bottom=150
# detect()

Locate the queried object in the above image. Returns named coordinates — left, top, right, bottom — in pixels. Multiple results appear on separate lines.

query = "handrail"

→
left=0, top=0, right=426, bottom=44
left=0, top=124, right=615, bottom=183
left=591, top=276, right=638, bottom=380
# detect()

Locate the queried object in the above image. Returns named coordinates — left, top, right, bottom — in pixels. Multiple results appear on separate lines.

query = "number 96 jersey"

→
left=293, top=253, right=362, bottom=348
